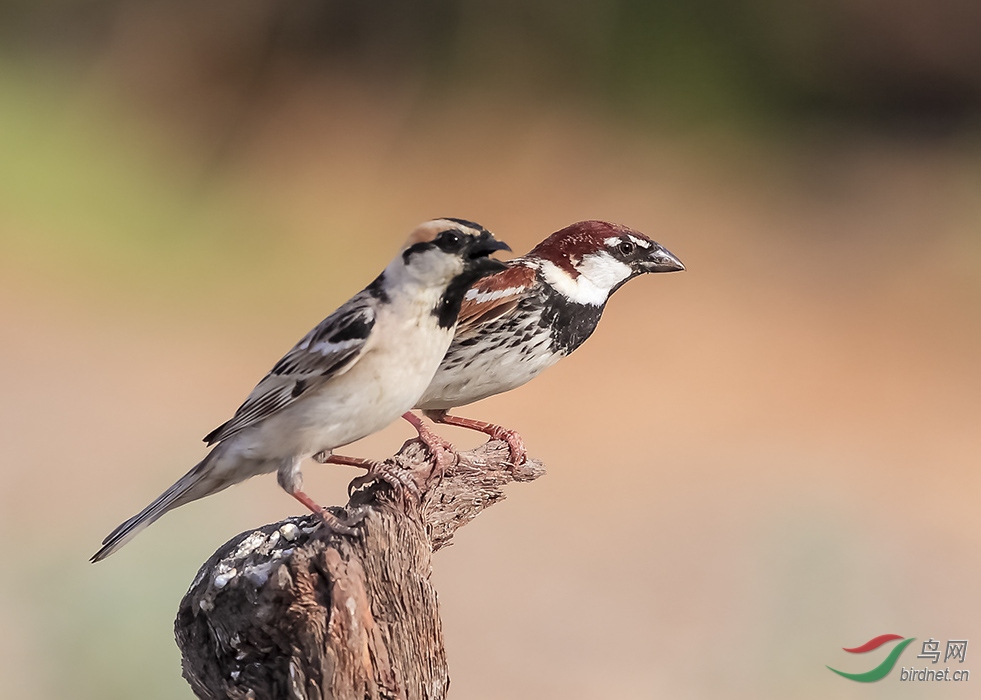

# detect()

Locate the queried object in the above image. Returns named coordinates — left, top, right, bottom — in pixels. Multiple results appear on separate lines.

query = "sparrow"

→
left=92, top=219, right=510, bottom=561
left=411, top=220, right=684, bottom=462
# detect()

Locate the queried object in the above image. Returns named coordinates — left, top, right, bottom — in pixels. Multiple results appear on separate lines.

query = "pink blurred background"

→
left=1, top=2, right=979, bottom=698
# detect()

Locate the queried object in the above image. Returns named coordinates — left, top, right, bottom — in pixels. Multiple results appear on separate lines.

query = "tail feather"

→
left=91, top=454, right=218, bottom=562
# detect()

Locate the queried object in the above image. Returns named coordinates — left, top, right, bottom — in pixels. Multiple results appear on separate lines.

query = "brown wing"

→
left=456, top=263, right=537, bottom=332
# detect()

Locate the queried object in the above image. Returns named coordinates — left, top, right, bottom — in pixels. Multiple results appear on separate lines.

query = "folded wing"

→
left=203, top=298, right=376, bottom=445
left=455, top=264, right=537, bottom=332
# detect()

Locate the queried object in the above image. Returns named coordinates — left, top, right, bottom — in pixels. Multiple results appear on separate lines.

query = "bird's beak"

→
left=468, top=235, right=511, bottom=259
left=467, top=235, right=511, bottom=273
left=641, top=244, right=685, bottom=273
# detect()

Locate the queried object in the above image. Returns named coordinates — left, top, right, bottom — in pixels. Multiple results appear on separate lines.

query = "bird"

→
left=91, top=219, right=510, bottom=562
left=410, top=220, right=684, bottom=463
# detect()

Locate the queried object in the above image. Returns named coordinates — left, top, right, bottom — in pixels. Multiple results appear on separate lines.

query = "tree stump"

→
left=175, top=439, right=544, bottom=700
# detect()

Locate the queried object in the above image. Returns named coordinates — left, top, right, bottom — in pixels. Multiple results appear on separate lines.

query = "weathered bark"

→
left=175, top=440, right=544, bottom=700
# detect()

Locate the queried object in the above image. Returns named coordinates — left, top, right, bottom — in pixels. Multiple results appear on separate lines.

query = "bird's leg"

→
left=311, top=448, right=423, bottom=500
left=401, top=411, right=456, bottom=456
left=278, top=458, right=359, bottom=536
left=423, top=409, right=527, bottom=465
left=313, top=451, right=378, bottom=470
left=290, top=490, right=360, bottom=536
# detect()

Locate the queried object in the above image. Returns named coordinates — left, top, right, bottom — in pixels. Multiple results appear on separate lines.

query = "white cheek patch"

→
left=578, top=251, right=632, bottom=291
left=403, top=248, right=464, bottom=285
left=465, top=286, right=523, bottom=303
left=540, top=255, right=628, bottom=306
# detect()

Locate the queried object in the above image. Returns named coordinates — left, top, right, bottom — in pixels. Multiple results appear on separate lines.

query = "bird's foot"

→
left=290, top=489, right=361, bottom=536
left=424, top=410, right=527, bottom=465
left=348, top=461, right=422, bottom=502
left=317, top=508, right=365, bottom=536
left=401, top=411, right=459, bottom=467
left=485, top=424, right=527, bottom=466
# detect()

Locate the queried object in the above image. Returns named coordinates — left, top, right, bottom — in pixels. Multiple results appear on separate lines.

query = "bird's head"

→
left=396, top=218, right=511, bottom=288
left=527, top=220, right=685, bottom=305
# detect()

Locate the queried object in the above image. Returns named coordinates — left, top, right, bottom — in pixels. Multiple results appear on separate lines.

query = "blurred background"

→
left=2, top=1, right=980, bottom=698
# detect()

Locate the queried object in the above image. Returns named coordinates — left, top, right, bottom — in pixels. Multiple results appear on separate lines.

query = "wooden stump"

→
left=175, top=440, right=544, bottom=700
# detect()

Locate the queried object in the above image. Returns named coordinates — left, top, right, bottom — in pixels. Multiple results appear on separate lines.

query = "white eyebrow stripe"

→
left=465, top=286, right=523, bottom=303
left=605, top=234, right=652, bottom=249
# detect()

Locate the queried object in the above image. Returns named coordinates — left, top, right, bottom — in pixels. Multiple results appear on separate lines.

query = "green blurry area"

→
left=3, top=0, right=981, bottom=298
left=4, top=1, right=981, bottom=303
left=0, top=64, right=288, bottom=313
left=5, top=0, right=981, bottom=123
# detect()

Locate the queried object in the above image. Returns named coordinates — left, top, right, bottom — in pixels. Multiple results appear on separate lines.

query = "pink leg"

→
left=401, top=411, right=456, bottom=454
left=320, top=453, right=379, bottom=470
left=290, top=489, right=359, bottom=536
left=424, top=409, right=526, bottom=465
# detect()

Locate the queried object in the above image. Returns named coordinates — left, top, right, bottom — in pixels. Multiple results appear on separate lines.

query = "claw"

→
left=422, top=409, right=527, bottom=465
left=289, top=489, right=360, bottom=536
left=349, top=463, right=422, bottom=501
left=315, top=508, right=360, bottom=537
left=401, top=411, right=458, bottom=464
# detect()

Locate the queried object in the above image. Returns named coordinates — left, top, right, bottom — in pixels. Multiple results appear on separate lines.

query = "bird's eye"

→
left=438, top=230, right=463, bottom=251
left=617, top=240, right=634, bottom=255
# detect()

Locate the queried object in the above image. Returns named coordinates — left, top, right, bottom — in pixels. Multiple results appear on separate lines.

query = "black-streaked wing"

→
left=456, top=264, right=537, bottom=332
left=203, top=300, right=375, bottom=445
